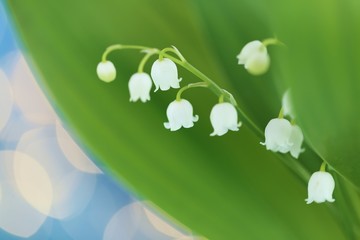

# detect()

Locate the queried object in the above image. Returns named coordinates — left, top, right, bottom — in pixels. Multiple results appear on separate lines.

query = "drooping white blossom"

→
left=261, top=118, right=293, bottom=153
left=236, top=40, right=270, bottom=75
left=282, top=89, right=295, bottom=119
left=261, top=118, right=305, bottom=158
left=151, top=58, right=182, bottom=91
left=96, top=61, right=116, bottom=82
left=210, top=103, right=241, bottom=136
left=128, top=72, right=152, bottom=103
left=164, top=99, right=198, bottom=131
left=306, top=171, right=335, bottom=204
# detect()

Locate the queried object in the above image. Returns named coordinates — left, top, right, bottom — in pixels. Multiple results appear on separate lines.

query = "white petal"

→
left=210, top=103, right=239, bottom=136
left=164, top=99, right=198, bottom=131
left=96, top=61, right=116, bottom=83
left=128, top=72, right=152, bottom=103
left=289, top=125, right=304, bottom=159
left=151, top=58, right=181, bottom=91
left=236, top=40, right=263, bottom=65
left=282, top=89, right=295, bottom=119
left=262, top=118, right=292, bottom=153
left=164, top=122, right=171, bottom=129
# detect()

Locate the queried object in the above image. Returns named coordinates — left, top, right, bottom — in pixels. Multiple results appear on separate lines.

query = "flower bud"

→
left=96, top=61, right=116, bottom=82
left=236, top=40, right=270, bottom=75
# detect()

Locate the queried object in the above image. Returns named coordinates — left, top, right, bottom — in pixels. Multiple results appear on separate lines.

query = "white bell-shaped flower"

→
left=151, top=58, right=182, bottom=91
left=210, top=103, right=241, bottom=136
left=164, top=99, right=198, bottom=131
left=306, top=171, right=335, bottom=204
left=261, top=118, right=293, bottom=153
left=128, top=72, right=152, bottom=103
left=96, top=61, right=116, bottom=82
left=289, top=124, right=304, bottom=159
left=236, top=40, right=270, bottom=75
left=282, top=89, right=295, bottom=119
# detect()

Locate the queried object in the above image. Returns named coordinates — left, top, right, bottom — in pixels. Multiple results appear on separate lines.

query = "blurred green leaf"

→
left=6, top=0, right=360, bottom=238
left=266, top=0, right=360, bottom=189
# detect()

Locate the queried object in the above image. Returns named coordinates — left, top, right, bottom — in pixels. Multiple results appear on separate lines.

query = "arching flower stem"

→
left=218, top=94, right=225, bottom=103
left=278, top=107, right=284, bottom=119
left=159, top=46, right=186, bottom=62
left=101, top=44, right=151, bottom=62
left=138, top=50, right=158, bottom=73
left=176, top=82, right=208, bottom=101
left=320, top=162, right=327, bottom=172
left=262, top=38, right=285, bottom=47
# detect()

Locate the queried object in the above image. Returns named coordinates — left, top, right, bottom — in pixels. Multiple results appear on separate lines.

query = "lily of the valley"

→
left=210, top=103, right=241, bottom=136
left=306, top=171, right=335, bottom=204
left=164, top=99, right=198, bottom=131
left=97, top=61, right=116, bottom=82
left=236, top=40, right=270, bottom=76
left=128, top=73, right=153, bottom=102
left=261, top=118, right=304, bottom=158
left=151, top=58, right=182, bottom=91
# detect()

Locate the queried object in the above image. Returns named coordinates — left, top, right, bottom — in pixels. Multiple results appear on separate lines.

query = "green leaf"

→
left=6, top=0, right=358, bottom=238
left=267, top=0, right=360, bottom=189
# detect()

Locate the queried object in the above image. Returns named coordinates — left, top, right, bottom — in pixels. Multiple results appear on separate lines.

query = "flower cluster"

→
left=97, top=57, right=182, bottom=103
left=97, top=48, right=241, bottom=136
left=97, top=41, right=336, bottom=205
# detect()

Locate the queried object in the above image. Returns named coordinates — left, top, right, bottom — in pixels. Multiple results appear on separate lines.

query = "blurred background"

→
left=3, top=0, right=360, bottom=239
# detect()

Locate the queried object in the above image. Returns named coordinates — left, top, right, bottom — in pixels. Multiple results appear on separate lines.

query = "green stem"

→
left=176, top=82, right=208, bottom=101
left=161, top=53, right=272, bottom=142
left=320, top=162, right=327, bottom=172
left=101, top=44, right=311, bottom=183
left=166, top=52, right=310, bottom=182
left=159, top=47, right=186, bottom=61
left=138, top=50, right=157, bottom=73
left=278, top=108, right=284, bottom=119
left=262, top=38, right=285, bottom=47
left=219, top=94, right=225, bottom=103
left=101, top=44, right=154, bottom=62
